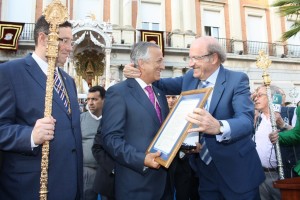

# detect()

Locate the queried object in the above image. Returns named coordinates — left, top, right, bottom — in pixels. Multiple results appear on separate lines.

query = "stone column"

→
left=110, top=0, right=120, bottom=26
left=105, top=48, right=111, bottom=90
left=173, top=67, right=183, bottom=77
left=171, top=0, right=181, bottom=32
left=110, top=65, right=120, bottom=82
left=122, top=0, right=132, bottom=27
left=182, top=0, right=193, bottom=32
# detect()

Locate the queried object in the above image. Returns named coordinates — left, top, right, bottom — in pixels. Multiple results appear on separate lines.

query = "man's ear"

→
left=39, top=32, right=48, bottom=47
left=137, top=59, right=144, bottom=69
left=211, top=53, right=218, bottom=65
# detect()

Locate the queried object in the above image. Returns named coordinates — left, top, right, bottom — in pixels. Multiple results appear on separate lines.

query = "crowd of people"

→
left=1, top=14, right=300, bottom=200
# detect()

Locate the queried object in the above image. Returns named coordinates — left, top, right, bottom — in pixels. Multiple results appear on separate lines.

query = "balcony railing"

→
left=18, top=23, right=300, bottom=58
left=20, top=23, right=35, bottom=41
left=286, top=44, right=300, bottom=57
left=243, top=40, right=277, bottom=56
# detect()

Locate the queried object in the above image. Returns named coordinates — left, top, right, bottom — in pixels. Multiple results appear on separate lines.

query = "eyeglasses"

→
left=188, top=53, right=213, bottom=63
left=256, top=93, right=267, bottom=98
left=58, top=37, right=75, bottom=47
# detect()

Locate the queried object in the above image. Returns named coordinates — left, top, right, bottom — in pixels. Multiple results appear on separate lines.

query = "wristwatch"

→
left=219, top=121, right=224, bottom=134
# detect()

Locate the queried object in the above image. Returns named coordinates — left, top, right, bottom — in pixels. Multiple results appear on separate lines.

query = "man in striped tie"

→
left=0, top=15, right=83, bottom=199
left=123, top=36, right=265, bottom=200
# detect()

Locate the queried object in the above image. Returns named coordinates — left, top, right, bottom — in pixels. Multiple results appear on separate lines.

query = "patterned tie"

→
left=54, top=70, right=69, bottom=113
left=145, top=86, right=162, bottom=123
left=198, top=80, right=212, bottom=165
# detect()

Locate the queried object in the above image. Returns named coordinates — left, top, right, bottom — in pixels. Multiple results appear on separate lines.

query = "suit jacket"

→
left=154, top=65, right=265, bottom=193
left=280, top=106, right=300, bottom=176
left=0, top=54, right=83, bottom=200
left=100, top=79, right=170, bottom=200
left=92, top=131, right=115, bottom=198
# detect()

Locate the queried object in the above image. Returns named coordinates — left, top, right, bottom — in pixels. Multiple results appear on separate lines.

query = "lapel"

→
left=209, top=65, right=226, bottom=115
left=152, top=86, right=168, bottom=121
left=24, top=54, right=47, bottom=91
left=24, top=55, right=70, bottom=116
left=127, top=79, right=161, bottom=125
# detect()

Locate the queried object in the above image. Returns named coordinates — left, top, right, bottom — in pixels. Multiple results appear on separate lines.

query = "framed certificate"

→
left=146, top=87, right=213, bottom=168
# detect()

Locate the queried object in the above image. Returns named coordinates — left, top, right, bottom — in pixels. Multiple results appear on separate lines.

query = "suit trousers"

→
left=195, top=158, right=261, bottom=200
left=259, top=171, right=280, bottom=200
left=83, top=166, right=98, bottom=200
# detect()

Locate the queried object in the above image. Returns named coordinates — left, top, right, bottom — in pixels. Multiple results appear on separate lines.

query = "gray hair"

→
left=207, top=41, right=227, bottom=63
left=256, top=84, right=282, bottom=97
left=130, top=42, right=160, bottom=67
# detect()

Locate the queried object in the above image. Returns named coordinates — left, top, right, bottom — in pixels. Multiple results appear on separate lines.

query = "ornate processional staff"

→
left=256, top=50, right=284, bottom=180
left=39, top=1, right=68, bottom=199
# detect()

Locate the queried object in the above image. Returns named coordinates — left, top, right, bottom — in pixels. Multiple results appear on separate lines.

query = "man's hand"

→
left=269, top=131, right=279, bottom=144
left=32, top=116, right=56, bottom=145
left=144, top=151, right=161, bottom=169
left=275, top=112, right=285, bottom=129
left=186, top=108, right=220, bottom=135
left=123, top=63, right=141, bottom=78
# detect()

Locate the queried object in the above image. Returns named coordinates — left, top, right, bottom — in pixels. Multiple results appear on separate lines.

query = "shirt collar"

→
left=32, top=52, right=48, bottom=75
left=88, top=110, right=102, bottom=120
left=205, top=66, right=220, bottom=86
left=32, top=52, right=60, bottom=75
left=135, top=78, right=150, bottom=89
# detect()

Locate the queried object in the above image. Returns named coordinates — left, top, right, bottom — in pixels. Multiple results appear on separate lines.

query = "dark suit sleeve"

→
left=92, top=129, right=114, bottom=174
left=0, top=64, right=33, bottom=153
left=100, top=87, right=146, bottom=174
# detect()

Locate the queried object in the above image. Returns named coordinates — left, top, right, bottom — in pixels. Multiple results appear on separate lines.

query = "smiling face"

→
left=139, top=46, right=164, bottom=84
left=56, top=27, right=73, bottom=67
left=188, top=37, right=220, bottom=81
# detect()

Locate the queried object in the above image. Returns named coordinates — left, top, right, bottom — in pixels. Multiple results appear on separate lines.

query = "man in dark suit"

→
left=0, top=15, right=83, bottom=200
left=124, top=36, right=265, bottom=199
left=100, top=42, right=171, bottom=200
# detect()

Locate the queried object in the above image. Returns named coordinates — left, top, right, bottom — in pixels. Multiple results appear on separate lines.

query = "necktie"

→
left=198, top=80, right=212, bottom=165
left=145, top=86, right=162, bottom=123
left=54, top=70, right=69, bottom=113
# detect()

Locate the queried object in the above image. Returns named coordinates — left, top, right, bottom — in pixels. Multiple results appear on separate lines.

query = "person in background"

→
left=81, top=86, right=105, bottom=200
left=0, top=15, right=83, bottom=199
left=252, top=85, right=282, bottom=200
left=123, top=36, right=265, bottom=200
left=166, top=95, right=177, bottom=110
left=100, top=42, right=172, bottom=200
left=270, top=106, right=300, bottom=176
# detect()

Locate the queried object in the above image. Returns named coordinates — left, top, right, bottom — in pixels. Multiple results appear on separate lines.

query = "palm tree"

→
left=272, top=0, right=300, bottom=41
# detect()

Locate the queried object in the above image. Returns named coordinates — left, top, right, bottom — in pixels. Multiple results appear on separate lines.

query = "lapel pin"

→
left=158, top=93, right=160, bottom=96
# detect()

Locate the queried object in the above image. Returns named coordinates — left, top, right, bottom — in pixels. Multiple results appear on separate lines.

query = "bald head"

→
left=190, top=36, right=226, bottom=63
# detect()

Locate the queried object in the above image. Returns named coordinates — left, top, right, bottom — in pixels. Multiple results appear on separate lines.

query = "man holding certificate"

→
left=124, top=36, right=265, bottom=200
left=100, top=42, right=172, bottom=200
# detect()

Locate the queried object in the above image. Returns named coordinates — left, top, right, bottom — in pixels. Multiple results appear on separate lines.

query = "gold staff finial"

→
left=40, top=1, right=69, bottom=199
left=256, top=50, right=272, bottom=86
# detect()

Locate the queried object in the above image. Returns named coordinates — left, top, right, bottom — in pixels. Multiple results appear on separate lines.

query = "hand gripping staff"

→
left=40, top=1, right=69, bottom=199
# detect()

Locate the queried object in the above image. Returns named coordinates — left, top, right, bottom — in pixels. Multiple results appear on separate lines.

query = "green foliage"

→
left=272, top=0, right=300, bottom=41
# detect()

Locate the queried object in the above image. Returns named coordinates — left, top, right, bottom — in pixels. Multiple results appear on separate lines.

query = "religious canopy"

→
left=0, top=21, right=24, bottom=50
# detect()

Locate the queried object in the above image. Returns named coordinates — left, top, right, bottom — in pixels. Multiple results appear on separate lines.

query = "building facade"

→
left=0, top=0, right=300, bottom=102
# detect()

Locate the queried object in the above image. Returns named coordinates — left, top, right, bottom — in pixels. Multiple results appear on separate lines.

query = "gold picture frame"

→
left=146, top=87, right=213, bottom=168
